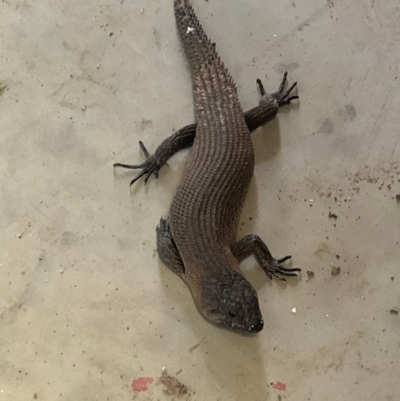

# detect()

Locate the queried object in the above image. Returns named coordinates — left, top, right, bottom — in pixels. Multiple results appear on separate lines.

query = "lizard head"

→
left=200, top=273, right=264, bottom=333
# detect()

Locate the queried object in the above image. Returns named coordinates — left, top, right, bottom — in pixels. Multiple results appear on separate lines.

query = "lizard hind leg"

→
left=156, top=218, right=186, bottom=277
left=232, top=234, right=301, bottom=281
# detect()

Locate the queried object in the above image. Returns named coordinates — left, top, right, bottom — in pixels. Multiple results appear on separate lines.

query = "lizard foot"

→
left=113, top=141, right=163, bottom=187
left=261, top=255, right=301, bottom=282
left=232, top=234, right=301, bottom=282
left=257, top=72, right=299, bottom=107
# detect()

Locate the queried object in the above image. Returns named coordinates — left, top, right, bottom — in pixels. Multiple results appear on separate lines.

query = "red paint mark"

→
left=132, top=377, right=154, bottom=392
left=270, top=381, right=287, bottom=391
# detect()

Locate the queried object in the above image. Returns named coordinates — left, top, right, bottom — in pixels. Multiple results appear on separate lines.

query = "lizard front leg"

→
left=114, top=72, right=298, bottom=187
left=232, top=234, right=301, bottom=281
left=113, top=125, right=196, bottom=187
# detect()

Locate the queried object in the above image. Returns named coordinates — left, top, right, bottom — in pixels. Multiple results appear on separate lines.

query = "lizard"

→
left=113, top=72, right=298, bottom=186
left=118, top=0, right=301, bottom=333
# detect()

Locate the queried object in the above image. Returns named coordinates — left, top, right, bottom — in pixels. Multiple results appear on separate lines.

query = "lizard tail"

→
left=174, top=0, right=216, bottom=74
left=173, top=0, right=240, bottom=116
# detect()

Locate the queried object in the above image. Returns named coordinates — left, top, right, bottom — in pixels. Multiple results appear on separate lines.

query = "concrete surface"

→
left=1, top=0, right=399, bottom=400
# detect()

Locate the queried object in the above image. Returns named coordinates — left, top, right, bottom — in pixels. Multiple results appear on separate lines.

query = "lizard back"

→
left=170, top=0, right=255, bottom=277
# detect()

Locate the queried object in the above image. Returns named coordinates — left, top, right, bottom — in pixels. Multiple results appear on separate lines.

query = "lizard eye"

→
left=228, top=311, right=236, bottom=318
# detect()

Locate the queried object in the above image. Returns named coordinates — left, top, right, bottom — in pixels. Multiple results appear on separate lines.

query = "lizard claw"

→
left=263, top=255, right=301, bottom=281
left=113, top=141, right=163, bottom=187
left=257, top=72, right=299, bottom=107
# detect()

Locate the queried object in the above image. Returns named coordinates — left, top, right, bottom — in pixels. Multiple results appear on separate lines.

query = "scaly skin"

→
left=169, top=0, right=262, bottom=332
left=160, top=0, right=300, bottom=333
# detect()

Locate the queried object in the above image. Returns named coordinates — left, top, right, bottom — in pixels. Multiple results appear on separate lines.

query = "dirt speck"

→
left=306, top=270, right=315, bottom=280
left=0, top=84, right=7, bottom=96
left=396, top=194, right=400, bottom=204
left=158, top=371, right=188, bottom=397
left=188, top=342, right=200, bottom=353
left=331, top=266, right=341, bottom=276
left=390, top=309, right=398, bottom=315
left=328, top=211, right=338, bottom=220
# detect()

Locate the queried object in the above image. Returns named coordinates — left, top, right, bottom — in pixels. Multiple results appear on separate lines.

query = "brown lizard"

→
left=117, top=0, right=301, bottom=333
